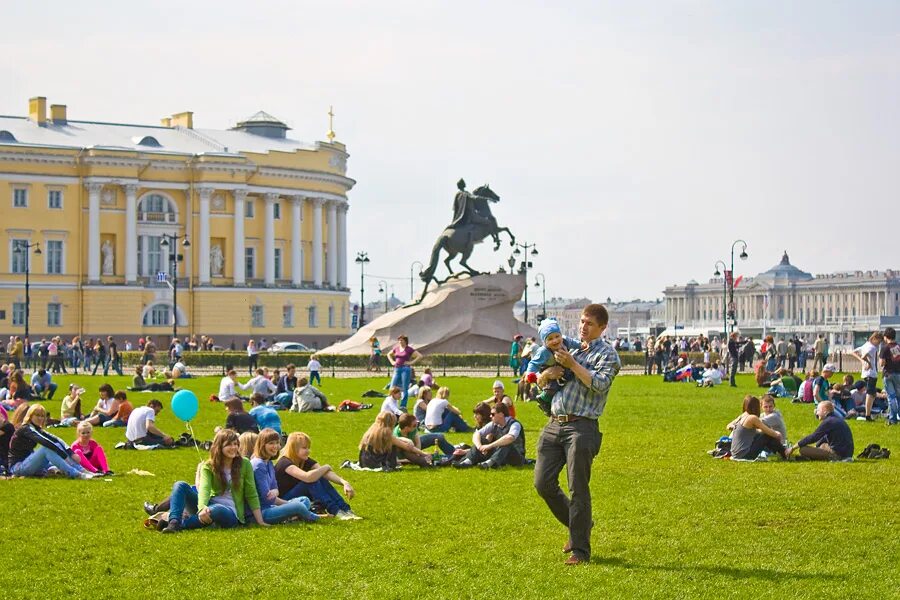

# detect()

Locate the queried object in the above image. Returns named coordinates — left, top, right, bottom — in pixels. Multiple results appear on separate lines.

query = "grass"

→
left=1, top=372, right=898, bottom=599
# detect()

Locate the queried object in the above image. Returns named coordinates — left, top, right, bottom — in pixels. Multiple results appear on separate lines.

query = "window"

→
left=47, top=303, right=61, bottom=327
left=48, top=189, right=62, bottom=209
left=274, top=202, right=281, bottom=219
left=144, top=235, right=164, bottom=277
left=308, top=305, right=317, bottom=328
left=251, top=305, right=264, bottom=327
left=328, top=305, right=335, bottom=328
left=12, top=302, right=26, bottom=326
left=46, top=240, right=63, bottom=274
left=274, top=248, right=282, bottom=279
left=245, top=248, right=255, bottom=279
left=245, top=199, right=255, bottom=218
left=11, top=240, right=29, bottom=273
left=283, top=305, right=294, bottom=327
left=13, top=188, right=28, bottom=207
left=143, top=304, right=172, bottom=326
left=139, top=194, right=175, bottom=223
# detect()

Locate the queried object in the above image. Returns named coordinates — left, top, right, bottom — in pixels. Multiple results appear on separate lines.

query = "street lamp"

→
left=511, top=242, right=538, bottom=325
left=534, top=273, right=547, bottom=320
left=355, top=251, right=370, bottom=329
left=159, top=234, right=190, bottom=341
left=409, top=260, right=423, bottom=301
left=714, top=261, right=727, bottom=339
left=13, top=241, right=41, bottom=339
left=728, top=239, right=748, bottom=334
left=378, top=280, right=388, bottom=314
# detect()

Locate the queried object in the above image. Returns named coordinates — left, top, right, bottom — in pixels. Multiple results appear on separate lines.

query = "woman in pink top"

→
left=71, top=421, right=111, bottom=475
left=387, top=335, right=422, bottom=411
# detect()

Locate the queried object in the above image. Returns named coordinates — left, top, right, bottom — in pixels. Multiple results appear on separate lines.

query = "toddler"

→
left=525, top=318, right=581, bottom=416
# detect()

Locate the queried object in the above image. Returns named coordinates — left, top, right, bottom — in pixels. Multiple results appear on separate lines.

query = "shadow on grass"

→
left=593, top=556, right=838, bottom=582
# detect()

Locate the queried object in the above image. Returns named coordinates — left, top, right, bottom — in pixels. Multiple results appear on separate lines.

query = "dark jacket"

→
left=797, top=415, right=854, bottom=459
left=8, top=424, right=72, bottom=467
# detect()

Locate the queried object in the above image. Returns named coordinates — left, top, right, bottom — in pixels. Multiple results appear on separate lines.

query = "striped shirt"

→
left=551, top=338, right=621, bottom=419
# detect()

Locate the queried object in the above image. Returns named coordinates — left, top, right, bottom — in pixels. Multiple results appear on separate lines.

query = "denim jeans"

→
left=283, top=478, right=350, bottom=515
left=33, top=382, right=58, bottom=399
left=884, top=373, right=900, bottom=424
left=273, top=392, right=293, bottom=409
left=419, top=432, right=456, bottom=455
left=11, top=446, right=84, bottom=478
left=168, top=481, right=241, bottom=529
left=391, top=366, right=412, bottom=409
left=262, top=497, right=318, bottom=524
left=102, top=419, right=127, bottom=428
left=426, top=410, right=471, bottom=433
left=310, top=371, right=321, bottom=386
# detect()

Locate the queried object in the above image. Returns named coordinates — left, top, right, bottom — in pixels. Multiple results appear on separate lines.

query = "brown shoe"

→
left=565, top=555, right=587, bottom=566
left=562, top=540, right=573, bottom=553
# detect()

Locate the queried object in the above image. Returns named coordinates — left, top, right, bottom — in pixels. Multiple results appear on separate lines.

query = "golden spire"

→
left=326, top=105, right=336, bottom=143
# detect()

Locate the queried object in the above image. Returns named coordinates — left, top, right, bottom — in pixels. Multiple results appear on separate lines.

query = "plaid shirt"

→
left=552, top=337, right=621, bottom=419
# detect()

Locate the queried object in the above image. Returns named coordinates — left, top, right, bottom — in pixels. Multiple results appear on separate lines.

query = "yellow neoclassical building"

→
left=0, top=96, right=354, bottom=347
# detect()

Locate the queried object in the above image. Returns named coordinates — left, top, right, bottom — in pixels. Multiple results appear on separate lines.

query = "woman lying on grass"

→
left=726, top=395, right=787, bottom=461
left=251, top=428, right=322, bottom=525
left=275, top=432, right=361, bottom=520
left=161, top=429, right=268, bottom=533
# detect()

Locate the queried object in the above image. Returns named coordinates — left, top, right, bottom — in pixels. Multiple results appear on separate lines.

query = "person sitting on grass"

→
left=454, top=401, right=526, bottom=469
left=291, top=377, right=331, bottom=412
left=223, top=398, right=259, bottom=435
left=83, top=384, right=120, bottom=427
left=472, top=401, right=493, bottom=430
left=813, top=364, right=842, bottom=416
left=102, top=391, right=133, bottom=428
left=274, top=432, right=360, bottom=520
left=424, top=387, right=471, bottom=433
left=249, top=393, right=282, bottom=435
left=161, top=429, right=268, bottom=533
left=486, top=380, right=516, bottom=418
left=239, top=431, right=259, bottom=458
left=251, top=428, right=321, bottom=525
left=795, top=370, right=817, bottom=403
left=760, top=395, right=788, bottom=443
left=698, top=362, right=723, bottom=387
left=142, top=361, right=157, bottom=380
left=358, top=411, right=401, bottom=470
left=30, top=369, right=58, bottom=400
left=247, top=368, right=277, bottom=401
left=785, top=400, right=854, bottom=461
left=395, top=413, right=455, bottom=462
left=380, top=386, right=405, bottom=417
left=421, top=367, right=437, bottom=390
left=725, top=395, right=787, bottom=460
left=71, top=421, right=112, bottom=476
left=273, top=364, right=299, bottom=409
left=767, top=368, right=801, bottom=398
left=7, top=404, right=94, bottom=479
left=0, top=405, right=14, bottom=476
left=755, top=361, right=772, bottom=388
left=413, top=386, right=432, bottom=423
left=58, top=384, right=84, bottom=427
left=125, top=399, right=175, bottom=448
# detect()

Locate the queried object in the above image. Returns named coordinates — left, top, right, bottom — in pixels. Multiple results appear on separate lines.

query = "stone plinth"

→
left=321, top=274, right=538, bottom=354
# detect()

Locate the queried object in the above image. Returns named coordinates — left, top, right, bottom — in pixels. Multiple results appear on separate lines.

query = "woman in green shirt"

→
left=162, top=429, right=268, bottom=533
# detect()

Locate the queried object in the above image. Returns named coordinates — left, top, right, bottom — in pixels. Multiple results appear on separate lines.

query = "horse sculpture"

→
left=416, top=180, right=515, bottom=302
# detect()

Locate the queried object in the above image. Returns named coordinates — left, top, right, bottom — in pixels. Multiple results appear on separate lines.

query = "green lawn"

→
left=1, top=373, right=898, bottom=599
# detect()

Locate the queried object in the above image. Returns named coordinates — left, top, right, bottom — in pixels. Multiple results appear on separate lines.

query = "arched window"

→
left=132, top=135, right=162, bottom=147
left=0, top=130, right=17, bottom=142
left=142, top=302, right=186, bottom=326
left=138, top=193, right=176, bottom=223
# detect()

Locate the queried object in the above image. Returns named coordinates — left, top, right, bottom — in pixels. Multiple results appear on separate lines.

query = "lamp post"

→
left=510, top=241, right=538, bottom=325
left=377, top=280, right=388, bottom=314
left=534, top=273, right=547, bottom=320
left=13, top=241, right=41, bottom=339
left=728, top=240, right=748, bottom=335
left=159, top=234, right=190, bottom=341
left=714, top=261, right=727, bottom=340
left=409, top=260, right=423, bottom=301
left=355, top=252, right=370, bottom=329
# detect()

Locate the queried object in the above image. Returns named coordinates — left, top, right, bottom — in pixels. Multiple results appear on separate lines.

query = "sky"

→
left=3, top=1, right=898, bottom=305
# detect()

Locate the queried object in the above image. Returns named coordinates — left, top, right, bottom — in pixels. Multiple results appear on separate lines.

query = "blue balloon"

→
left=171, top=389, right=199, bottom=422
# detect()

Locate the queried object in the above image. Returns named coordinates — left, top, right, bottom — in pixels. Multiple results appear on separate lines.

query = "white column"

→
left=124, top=184, right=138, bottom=283
left=233, top=189, right=246, bottom=285
left=264, top=193, right=277, bottom=286
left=337, top=202, right=348, bottom=287
left=291, top=196, right=303, bottom=286
left=325, top=200, right=338, bottom=286
left=87, top=182, right=102, bottom=281
left=198, top=187, right=212, bottom=285
left=140, top=234, right=148, bottom=277
left=311, top=197, right=324, bottom=287
left=182, top=188, right=192, bottom=282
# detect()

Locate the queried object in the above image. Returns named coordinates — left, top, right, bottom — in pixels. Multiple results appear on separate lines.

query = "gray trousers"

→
left=534, top=418, right=602, bottom=560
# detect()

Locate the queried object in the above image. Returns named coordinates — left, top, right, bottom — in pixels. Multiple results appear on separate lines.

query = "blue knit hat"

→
left=538, top=318, right=561, bottom=343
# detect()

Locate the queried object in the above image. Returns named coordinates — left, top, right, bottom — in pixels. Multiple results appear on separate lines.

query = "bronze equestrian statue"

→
left=416, top=179, right=515, bottom=302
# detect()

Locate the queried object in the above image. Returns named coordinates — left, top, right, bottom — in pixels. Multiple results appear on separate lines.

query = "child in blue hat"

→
left=525, top=318, right=582, bottom=416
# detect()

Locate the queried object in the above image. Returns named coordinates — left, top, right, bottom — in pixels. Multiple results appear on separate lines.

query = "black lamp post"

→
left=378, top=280, right=388, bottom=314
left=534, top=273, right=547, bottom=320
left=159, top=234, right=190, bottom=341
left=409, top=260, right=423, bottom=301
left=511, top=241, right=538, bottom=325
left=355, top=252, right=370, bottom=329
left=13, top=241, right=41, bottom=339
left=729, top=240, right=748, bottom=334
left=714, top=260, right=727, bottom=339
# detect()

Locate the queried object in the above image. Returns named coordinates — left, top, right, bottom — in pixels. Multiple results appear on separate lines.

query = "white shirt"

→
left=702, top=368, right=722, bottom=385
left=380, top=396, right=402, bottom=416
left=247, top=375, right=277, bottom=396
left=425, top=398, right=449, bottom=429
left=126, top=406, right=155, bottom=442
left=856, top=342, right=879, bottom=379
left=308, top=359, right=321, bottom=372
left=219, top=376, right=249, bottom=400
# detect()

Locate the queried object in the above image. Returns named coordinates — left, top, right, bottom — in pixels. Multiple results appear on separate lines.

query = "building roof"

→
left=0, top=114, right=317, bottom=156
left=753, top=251, right=813, bottom=284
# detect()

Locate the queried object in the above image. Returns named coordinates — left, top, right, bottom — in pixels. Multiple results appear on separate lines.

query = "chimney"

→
left=50, top=104, right=67, bottom=125
left=170, top=111, right=193, bottom=129
left=160, top=117, right=172, bottom=127
left=29, top=96, right=47, bottom=126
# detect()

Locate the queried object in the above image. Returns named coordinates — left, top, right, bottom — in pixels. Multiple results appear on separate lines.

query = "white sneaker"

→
left=336, top=510, right=362, bottom=521
left=79, top=472, right=95, bottom=480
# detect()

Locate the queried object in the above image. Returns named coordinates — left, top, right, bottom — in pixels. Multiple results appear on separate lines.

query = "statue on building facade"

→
left=101, top=240, right=114, bottom=275
left=417, top=179, right=515, bottom=301
left=210, top=244, right=224, bottom=277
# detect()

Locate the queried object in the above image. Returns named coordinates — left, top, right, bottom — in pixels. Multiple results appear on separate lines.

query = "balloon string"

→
left=186, top=422, right=201, bottom=458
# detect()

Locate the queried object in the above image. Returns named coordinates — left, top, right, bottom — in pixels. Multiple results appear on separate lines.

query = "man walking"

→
left=727, top=332, right=740, bottom=387
left=534, top=304, right=620, bottom=566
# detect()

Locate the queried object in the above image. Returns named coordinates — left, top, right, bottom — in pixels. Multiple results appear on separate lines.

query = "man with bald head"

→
left=785, top=401, right=854, bottom=461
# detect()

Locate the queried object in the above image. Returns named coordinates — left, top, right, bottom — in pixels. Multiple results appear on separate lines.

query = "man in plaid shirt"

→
left=534, top=303, right=621, bottom=566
